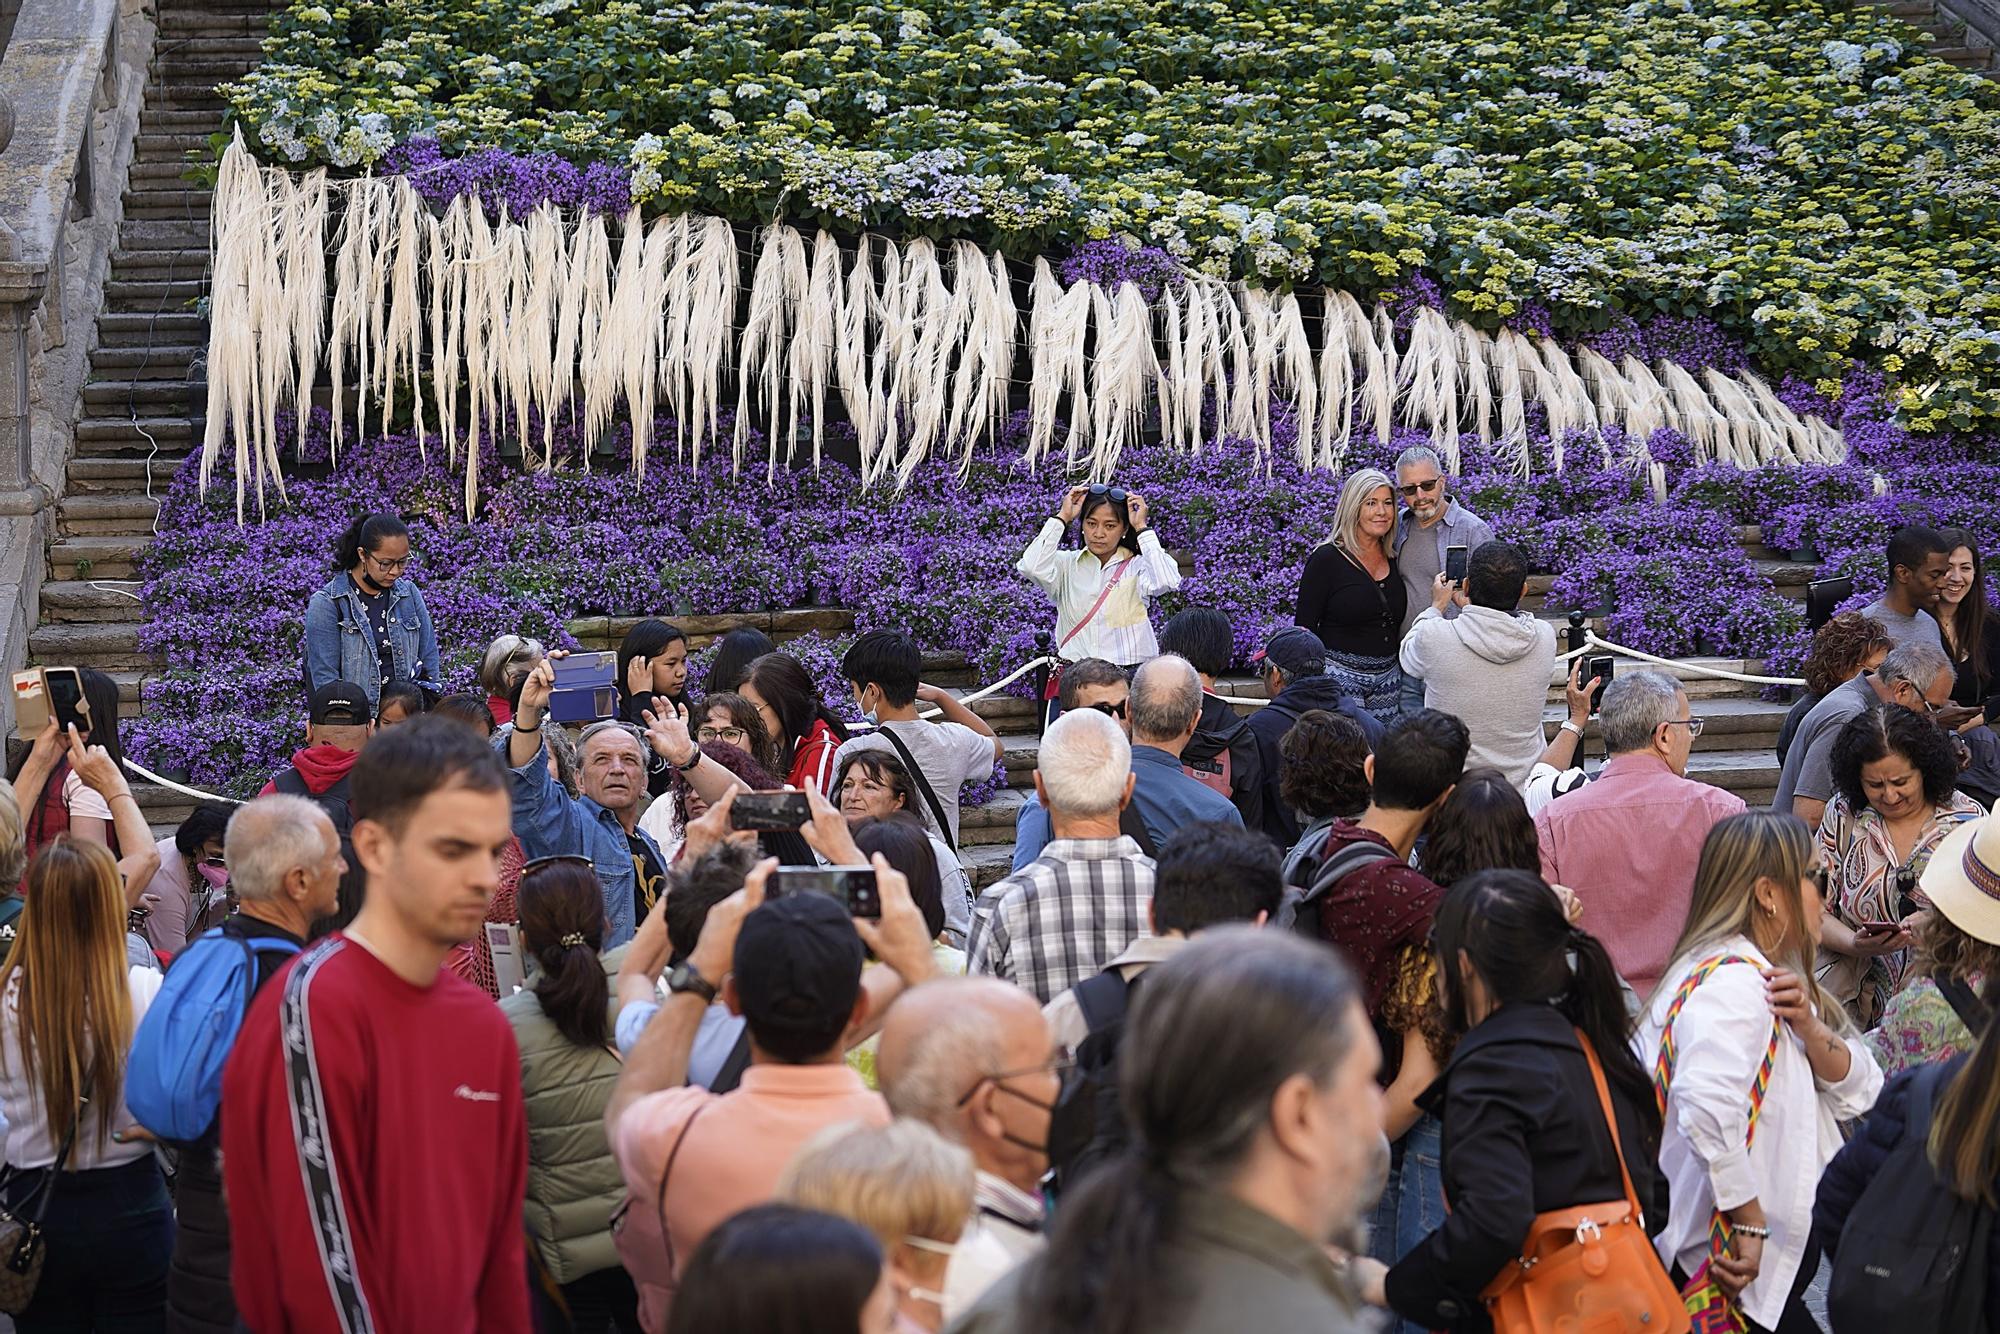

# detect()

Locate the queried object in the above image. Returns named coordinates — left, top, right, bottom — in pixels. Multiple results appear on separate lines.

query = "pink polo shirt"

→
left=1534, top=753, right=1745, bottom=1001
left=611, top=1063, right=890, bottom=1332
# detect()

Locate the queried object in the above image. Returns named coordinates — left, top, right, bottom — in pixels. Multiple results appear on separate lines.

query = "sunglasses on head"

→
left=1397, top=479, right=1442, bottom=497
left=1086, top=484, right=1128, bottom=504
left=522, top=853, right=594, bottom=876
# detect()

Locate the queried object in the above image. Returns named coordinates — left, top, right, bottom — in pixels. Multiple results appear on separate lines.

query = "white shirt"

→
left=835, top=720, right=998, bottom=847
left=1634, top=936, right=1882, bottom=1329
left=1016, top=519, right=1181, bottom=666
left=0, top=965, right=165, bottom=1170
left=942, top=1170, right=1045, bottom=1320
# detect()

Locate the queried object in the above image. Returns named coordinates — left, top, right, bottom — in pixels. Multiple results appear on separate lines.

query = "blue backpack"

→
left=125, top=926, right=301, bottom=1142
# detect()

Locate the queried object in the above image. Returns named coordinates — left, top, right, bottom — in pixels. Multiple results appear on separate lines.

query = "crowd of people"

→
left=0, top=459, right=1993, bottom=1334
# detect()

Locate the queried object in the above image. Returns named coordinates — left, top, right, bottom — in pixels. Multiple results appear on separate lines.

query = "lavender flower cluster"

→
left=382, top=138, right=633, bottom=219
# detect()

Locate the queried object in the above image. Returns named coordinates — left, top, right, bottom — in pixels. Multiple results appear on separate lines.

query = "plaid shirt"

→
left=966, top=837, right=1155, bottom=1005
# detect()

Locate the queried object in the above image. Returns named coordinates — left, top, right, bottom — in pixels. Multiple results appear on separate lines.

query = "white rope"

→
left=124, top=759, right=244, bottom=805
left=1581, top=633, right=1805, bottom=687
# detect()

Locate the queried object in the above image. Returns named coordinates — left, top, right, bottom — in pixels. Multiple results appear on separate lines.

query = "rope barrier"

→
left=124, top=759, right=244, bottom=806
left=1580, top=633, right=1806, bottom=688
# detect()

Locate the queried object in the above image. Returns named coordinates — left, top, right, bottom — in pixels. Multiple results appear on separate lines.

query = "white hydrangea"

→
left=298, top=5, right=330, bottom=21
left=862, top=90, right=887, bottom=113
left=981, top=26, right=1024, bottom=54
left=785, top=98, right=809, bottom=116
left=737, top=82, right=768, bottom=100
left=708, top=87, right=732, bottom=106
left=631, top=163, right=662, bottom=196
left=710, top=109, right=737, bottom=128
left=533, top=0, right=573, bottom=14
left=631, top=132, right=662, bottom=157
left=1121, top=132, right=1148, bottom=147
left=1822, top=40, right=1866, bottom=78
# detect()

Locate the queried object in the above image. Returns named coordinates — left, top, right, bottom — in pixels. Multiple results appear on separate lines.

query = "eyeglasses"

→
left=1661, top=717, right=1706, bottom=737
left=1086, top=484, right=1128, bottom=503
left=522, top=853, right=593, bottom=876
left=1397, top=478, right=1442, bottom=497
left=697, top=726, right=747, bottom=745
left=198, top=855, right=227, bottom=870
left=366, top=551, right=414, bottom=572
left=954, top=1057, right=1075, bottom=1108
left=1088, top=700, right=1129, bottom=719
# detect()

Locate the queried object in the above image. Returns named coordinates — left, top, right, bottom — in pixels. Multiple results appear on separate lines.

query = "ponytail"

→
left=516, top=860, right=610, bottom=1049
left=1559, top=927, right=1661, bottom=1135
left=330, top=512, right=410, bottom=574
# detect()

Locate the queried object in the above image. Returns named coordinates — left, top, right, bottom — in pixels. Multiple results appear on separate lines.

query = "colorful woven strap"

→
left=1652, top=953, right=1782, bottom=1261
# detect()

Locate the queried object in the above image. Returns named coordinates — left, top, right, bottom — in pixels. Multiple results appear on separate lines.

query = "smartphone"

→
left=1444, top=544, right=1469, bottom=584
left=731, top=790, right=811, bottom=832
left=43, top=668, right=88, bottom=735
left=10, top=670, right=50, bottom=734
left=768, top=866, right=881, bottom=918
left=1587, top=656, right=1615, bottom=714
left=548, top=651, right=618, bottom=724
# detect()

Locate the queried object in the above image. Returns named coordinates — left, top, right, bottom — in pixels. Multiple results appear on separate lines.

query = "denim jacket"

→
left=506, top=736, right=646, bottom=948
left=302, top=572, right=441, bottom=711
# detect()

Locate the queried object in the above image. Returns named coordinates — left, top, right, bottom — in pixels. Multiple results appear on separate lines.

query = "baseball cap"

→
left=732, top=893, right=866, bottom=1038
left=310, top=681, right=373, bottom=727
left=1252, top=627, right=1326, bottom=677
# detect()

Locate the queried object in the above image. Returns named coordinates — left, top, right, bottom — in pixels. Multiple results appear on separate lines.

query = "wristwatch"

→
left=673, top=748, right=702, bottom=774
left=666, top=960, right=717, bottom=1003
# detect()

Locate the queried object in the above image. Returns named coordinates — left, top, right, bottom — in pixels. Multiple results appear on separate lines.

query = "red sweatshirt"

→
left=256, top=743, right=360, bottom=797
left=221, top=935, right=530, bottom=1333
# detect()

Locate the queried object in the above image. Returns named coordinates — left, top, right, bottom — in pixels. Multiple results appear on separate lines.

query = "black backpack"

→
left=1045, top=970, right=1139, bottom=1197
left=1272, top=838, right=1399, bottom=939
left=272, top=767, right=353, bottom=841
left=1827, top=1062, right=1992, bottom=1332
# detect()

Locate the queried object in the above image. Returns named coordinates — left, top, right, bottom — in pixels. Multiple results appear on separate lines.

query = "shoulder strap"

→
left=1117, top=803, right=1156, bottom=858
left=1651, top=954, right=1783, bottom=1140
left=654, top=1100, right=712, bottom=1284
left=1074, top=971, right=1131, bottom=1037
left=875, top=726, right=957, bottom=853
left=272, top=767, right=310, bottom=797
left=710, top=1027, right=753, bottom=1094
left=1936, top=974, right=1988, bottom=1035
left=1573, top=1030, right=1647, bottom=1229
left=1056, top=557, right=1133, bottom=654
left=1303, top=839, right=1399, bottom=904
left=279, top=939, right=377, bottom=1334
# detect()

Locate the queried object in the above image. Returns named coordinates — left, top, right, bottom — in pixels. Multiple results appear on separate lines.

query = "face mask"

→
left=196, top=864, right=230, bottom=891
left=862, top=705, right=881, bottom=727
left=989, top=1083, right=1057, bottom=1159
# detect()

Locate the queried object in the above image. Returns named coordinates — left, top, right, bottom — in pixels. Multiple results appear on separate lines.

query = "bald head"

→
left=1130, top=653, right=1202, bottom=746
left=878, top=978, right=1049, bottom=1131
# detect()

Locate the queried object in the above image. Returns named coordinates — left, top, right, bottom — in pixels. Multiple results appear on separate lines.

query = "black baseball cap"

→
left=732, top=893, right=865, bottom=1036
left=310, top=681, right=374, bottom=727
left=1252, top=627, right=1326, bottom=677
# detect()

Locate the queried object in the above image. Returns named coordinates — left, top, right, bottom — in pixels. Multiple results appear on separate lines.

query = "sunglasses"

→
left=1086, top=484, right=1128, bottom=504
left=199, top=855, right=228, bottom=870
left=522, top=853, right=594, bottom=876
left=1088, top=700, right=1129, bottom=719
left=1397, top=479, right=1442, bottom=497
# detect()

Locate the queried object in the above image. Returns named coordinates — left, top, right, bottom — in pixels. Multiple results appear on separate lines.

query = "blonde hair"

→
left=777, top=1119, right=975, bottom=1249
left=0, top=782, right=23, bottom=889
left=0, top=838, right=138, bottom=1149
left=1664, top=810, right=1850, bottom=1032
left=1329, top=468, right=1397, bottom=560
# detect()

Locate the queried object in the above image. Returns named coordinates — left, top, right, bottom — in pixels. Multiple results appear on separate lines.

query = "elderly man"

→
left=1010, top=659, right=1132, bottom=871
left=1535, top=669, right=1745, bottom=999
left=1394, top=440, right=1496, bottom=631
left=1773, top=640, right=1957, bottom=829
left=507, top=650, right=741, bottom=946
left=171, top=794, right=345, bottom=1334
left=969, top=708, right=1154, bottom=1003
left=878, top=978, right=1061, bottom=1319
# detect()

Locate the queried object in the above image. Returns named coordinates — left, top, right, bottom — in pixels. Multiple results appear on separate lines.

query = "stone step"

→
left=83, top=381, right=201, bottom=413
left=65, top=456, right=181, bottom=493
left=966, top=842, right=1016, bottom=893
left=112, top=219, right=212, bottom=250
left=98, top=311, right=208, bottom=339
left=122, top=194, right=217, bottom=220
left=108, top=251, right=210, bottom=280
left=1934, top=43, right=1998, bottom=64
left=37, top=580, right=150, bottom=624
left=138, top=109, right=232, bottom=134
left=960, top=788, right=1030, bottom=847
left=104, top=278, right=207, bottom=305
left=26, top=621, right=153, bottom=670
left=156, top=9, right=275, bottom=34
left=150, top=35, right=266, bottom=58
left=75, top=417, right=196, bottom=453
left=59, top=494, right=163, bottom=537
left=135, top=132, right=219, bottom=158
left=89, top=346, right=201, bottom=378
left=49, top=536, right=148, bottom=580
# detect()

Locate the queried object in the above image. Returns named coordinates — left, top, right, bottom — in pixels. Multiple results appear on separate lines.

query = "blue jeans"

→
left=1399, top=671, right=1426, bottom=718
left=1368, top=1112, right=1445, bottom=1334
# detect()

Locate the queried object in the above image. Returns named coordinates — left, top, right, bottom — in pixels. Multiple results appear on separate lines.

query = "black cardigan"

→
left=1947, top=625, right=2000, bottom=720
left=1383, top=1002, right=1671, bottom=1333
left=1294, top=543, right=1406, bottom=659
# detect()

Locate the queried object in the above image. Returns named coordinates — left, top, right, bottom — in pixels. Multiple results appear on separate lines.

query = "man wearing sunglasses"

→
left=1392, top=446, right=1496, bottom=713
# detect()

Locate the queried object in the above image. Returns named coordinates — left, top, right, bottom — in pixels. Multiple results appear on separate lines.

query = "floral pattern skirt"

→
left=1326, top=649, right=1405, bottom=726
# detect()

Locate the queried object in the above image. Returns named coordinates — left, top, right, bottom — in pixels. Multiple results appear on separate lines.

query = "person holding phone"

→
left=304, top=512, right=440, bottom=715
left=1814, top=705, right=1983, bottom=1027
left=1017, top=482, right=1181, bottom=688
left=1391, top=445, right=1496, bottom=714
left=6, top=669, right=132, bottom=861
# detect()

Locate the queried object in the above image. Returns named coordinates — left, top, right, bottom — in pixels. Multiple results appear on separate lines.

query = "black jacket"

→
left=1384, top=1002, right=1670, bottom=1333
left=1183, top=693, right=1264, bottom=832
left=167, top=916, right=305, bottom=1333
left=1244, top=675, right=1385, bottom=844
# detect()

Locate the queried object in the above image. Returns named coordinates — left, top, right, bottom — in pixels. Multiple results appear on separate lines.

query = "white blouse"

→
left=1016, top=519, right=1182, bottom=666
left=0, top=965, right=165, bottom=1170
left=1633, top=936, right=1882, bottom=1330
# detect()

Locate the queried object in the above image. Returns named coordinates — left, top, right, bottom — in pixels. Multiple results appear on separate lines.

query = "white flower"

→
left=708, top=87, right=732, bottom=106
left=631, top=163, right=662, bottom=196
left=298, top=5, right=330, bottom=22
left=533, top=0, right=573, bottom=15
left=981, top=26, right=1024, bottom=54
left=736, top=81, right=767, bottom=100
left=1120, top=132, right=1148, bottom=147
left=631, top=132, right=662, bottom=157
left=862, top=91, right=887, bottom=113
left=710, top=109, right=737, bottom=128
left=1822, top=39, right=1866, bottom=77
left=1703, top=34, right=1727, bottom=49
left=785, top=98, right=809, bottom=116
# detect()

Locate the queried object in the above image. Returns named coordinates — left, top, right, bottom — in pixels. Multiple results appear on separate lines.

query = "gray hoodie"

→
left=1399, top=604, right=1557, bottom=787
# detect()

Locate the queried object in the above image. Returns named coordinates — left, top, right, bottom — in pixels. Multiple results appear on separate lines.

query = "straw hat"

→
left=1920, top=813, right=2000, bottom=946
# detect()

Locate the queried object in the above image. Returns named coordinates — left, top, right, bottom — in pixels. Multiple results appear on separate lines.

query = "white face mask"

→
left=900, top=1235, right=956, bottom=1310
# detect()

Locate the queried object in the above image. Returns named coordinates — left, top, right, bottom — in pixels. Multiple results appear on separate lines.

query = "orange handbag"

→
left=1478, top=1030, right=1692, bottom=1334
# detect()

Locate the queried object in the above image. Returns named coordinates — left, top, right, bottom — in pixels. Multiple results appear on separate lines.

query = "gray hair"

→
left=1037, top=708, right=1132, bottom=818
left=1879, top=642, right=1953, bottom=695
left=577, top=719, right=647, bottom=763
left=1598, top=668, right=1686, bottom=754
left=1130, top=654, right=1202, bottom=745
left=479, top=634, right=545, bottom=696
left=0, top=782, right=23, bottom=889
left=1328, top=468, right=1397, bottom=559
left=543, top=723, right=582, bottom=796
left=1394, top=445, right=1444, bottom=477
left=226, top=795, right=335, bottom=903
left=880, top=982, right=1012, bottom=1129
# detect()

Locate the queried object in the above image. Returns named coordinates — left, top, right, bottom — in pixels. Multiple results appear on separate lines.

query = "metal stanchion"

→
left=1032, top=631, right=1053, bottom=736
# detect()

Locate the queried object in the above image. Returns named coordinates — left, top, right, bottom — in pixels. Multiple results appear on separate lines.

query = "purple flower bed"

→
left=134, top=309, right=2000, bottom=795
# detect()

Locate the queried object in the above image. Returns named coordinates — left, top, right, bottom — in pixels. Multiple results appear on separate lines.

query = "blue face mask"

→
left=857, top=688, right=880, bottom=727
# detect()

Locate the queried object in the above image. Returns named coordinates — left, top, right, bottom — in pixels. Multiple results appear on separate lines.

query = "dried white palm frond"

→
left=1313, top=291, right=1364, bottom=467
left=736, top=224, right=809, bottom=470
left=1454, top=320, right=1493, bottom=448
left=1025, top=259, right=1092, bottom=468
left=684, top=215, right=739, bottom=465
left=1657, top=361, right=1725, bottom=463
left=1088, top=283, right=1160, bottom=482
left=790, top=230, right=842, bottom=470
left=1492, top=328, right=1530, bottom=458
left=284, top=170, right=328, bottom=456
left=1705, top=368, right=1780, bottom=466
left=1398, top=308, right=1459, bottom=467
left=1272, top=292, right=1316, bottom=468
left=1356, top=305, right=1397, bottom=447
left=1619, top=356, right=1668, bottom=453
left=835, top=235, right=877, bottom=463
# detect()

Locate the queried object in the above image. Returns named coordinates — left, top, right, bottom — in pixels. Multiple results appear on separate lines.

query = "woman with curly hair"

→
left=1865, top=893, right=2000, bottom=1077
left=1776, top=612, right=1892, bottom=765
left=1275, top=708, right=1373, bottom=887
left=1815, top=703, right=1984, bottom=1026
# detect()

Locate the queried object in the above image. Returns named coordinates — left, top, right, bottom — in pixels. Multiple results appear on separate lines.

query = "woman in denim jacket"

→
left=303, top=513, right=440, bottom=713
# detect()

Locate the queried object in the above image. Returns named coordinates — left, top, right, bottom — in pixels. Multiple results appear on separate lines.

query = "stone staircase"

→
left=1880, top=0, right=1999, bottom=73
